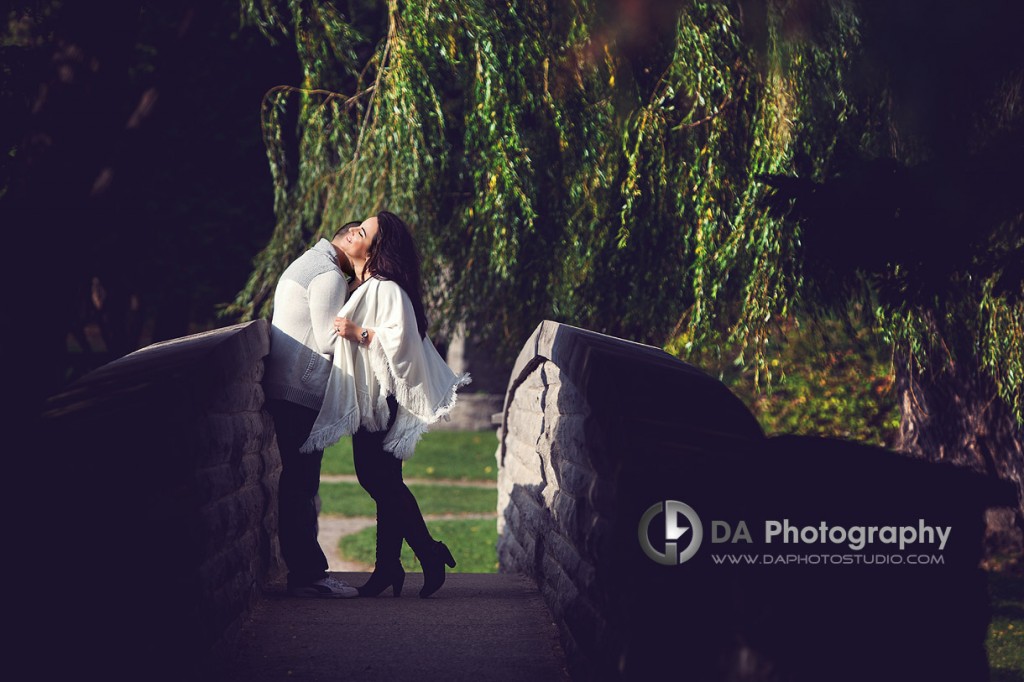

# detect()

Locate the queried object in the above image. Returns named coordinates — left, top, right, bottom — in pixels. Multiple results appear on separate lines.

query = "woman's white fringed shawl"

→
left=299, top=278, right=471, bottom=459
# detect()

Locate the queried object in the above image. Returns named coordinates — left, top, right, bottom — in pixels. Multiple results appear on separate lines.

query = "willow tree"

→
left=231, top=0, right=1023, bottom=533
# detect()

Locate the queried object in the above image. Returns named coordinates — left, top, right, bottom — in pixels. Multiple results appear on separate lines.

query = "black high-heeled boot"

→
left=358, top=510, right=405, bottom=597
left=357, top=561, right=405, bottom=597
left=418, top=540, right=456, bottom=598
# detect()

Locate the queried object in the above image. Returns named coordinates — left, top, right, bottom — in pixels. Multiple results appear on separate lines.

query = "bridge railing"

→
left=40, top=320, right=281, bottom=680
left=496, top=320, right=1016, bottom=681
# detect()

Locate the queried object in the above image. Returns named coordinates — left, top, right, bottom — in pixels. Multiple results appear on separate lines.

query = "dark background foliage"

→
left=3, top=2, right=1021, bottom=537
left=1, top=0, right=300, bottom=414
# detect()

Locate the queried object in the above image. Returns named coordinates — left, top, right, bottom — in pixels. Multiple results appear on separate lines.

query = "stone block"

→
left=207, top=321, right=270, bottom=381
left=518, top=532, right=538, bottom=579
left=236, top=449, right=264, bottom=488
left=197, top=549, right=230, bottom=593
left=200, top=485, right=264, bottom=554
left=554, top=457, right=593, bottom=498
left=541, top=580, right=565, bottom=622
left=222, top=554, right=258, bottom=603
left=509, top=484, right=550, bottom=536
left=510, top=376, right=547, bottom=404
left=505, top=407, right=546, bottom=445
left=237, top=482, right=267, bottom=519
left=563, top=595, right=604, bottom=659
left=550, top=375, right=585, bottom=414
left=504, top=444, right=545, bottom=489
left=552, top=490, right=581, bottom=538
left=208, top=380, right=266, bottom=414
left=198, top=539, right=252, bottom=594
left=506, top=436, right=539, bottom=467
left=257, top=409, right=279, bottom=450
left=500, top=496, right=525, bottom=535
left=575, top=559, right=599, bottom=604
left=540, top=551, right=582, bottom=631
left=198, top=412, right=268, bottom=466
left=549, top=415, right=589, bottom=464
left=196, top=463, right=241, bottom=503
left=545, top=530, right=582, bottom=579
left=500, top=432, right=536, bottom=468
left=497, top=469, right=515, bottom=504
left=496, top=531, right=526, bottom=573
left=260, top=438, right=282, bottom=483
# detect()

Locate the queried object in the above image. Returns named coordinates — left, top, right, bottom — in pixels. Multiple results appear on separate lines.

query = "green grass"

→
left=339, top=518, right=500, bottom=573
left=318, top=481, right=497, bottom=517
left=323, top=430, right=499, bottom=481
left=988, top=571, right=1024, bottom=680
left=322, top=430, right=500, bottom=572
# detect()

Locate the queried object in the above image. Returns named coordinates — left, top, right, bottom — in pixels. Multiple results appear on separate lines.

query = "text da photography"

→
left=638, top=500, right=953, bottom=566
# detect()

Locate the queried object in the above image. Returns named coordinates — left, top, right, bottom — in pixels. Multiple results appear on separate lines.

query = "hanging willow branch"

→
left=228, top=0, right=1023, bottom=423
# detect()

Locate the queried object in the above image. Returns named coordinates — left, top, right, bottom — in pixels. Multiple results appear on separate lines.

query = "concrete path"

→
left=222, top=469, right=565, bottom=681
left=216, top=572, right=570, bottom=681
left=318, top=516, right=376, bottom=571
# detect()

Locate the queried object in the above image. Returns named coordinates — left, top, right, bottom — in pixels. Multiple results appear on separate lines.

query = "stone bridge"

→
left=31, top=319, right=1016, bottom=681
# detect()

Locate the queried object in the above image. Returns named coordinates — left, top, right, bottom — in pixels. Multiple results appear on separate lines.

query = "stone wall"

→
left=497, top=353, right=596, bottom=661
left=38, top=320, right=280, bottom=681
left=496, top=321, right=766, bottom=680
left=496, top=321, right=1017, bottom=682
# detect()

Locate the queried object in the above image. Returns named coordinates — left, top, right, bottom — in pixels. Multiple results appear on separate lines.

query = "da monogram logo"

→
left=638, top=500, right=704, bottom=565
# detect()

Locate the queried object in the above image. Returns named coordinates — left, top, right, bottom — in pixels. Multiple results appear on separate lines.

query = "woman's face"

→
left=341, top=216, right=379, bottom=262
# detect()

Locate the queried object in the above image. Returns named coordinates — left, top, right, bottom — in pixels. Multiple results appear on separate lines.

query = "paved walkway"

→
left=212, top=467, right=568, bottom=681
left=215, top=572, right=570, bottom=681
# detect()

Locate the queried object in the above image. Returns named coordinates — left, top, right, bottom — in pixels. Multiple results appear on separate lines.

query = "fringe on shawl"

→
left=298, top=392, right=394, bottom=454
left=299, top=407, right=360, bottom=454
left=367, top=334, right=472, bottom=419
left=296, top=326, right=471, bottom=458
left=367, top=334, right=472, bottom=460
left=384, top=406, right=428, bottom=460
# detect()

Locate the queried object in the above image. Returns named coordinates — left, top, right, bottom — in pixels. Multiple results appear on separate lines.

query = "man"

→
left=263, top=222, right=360, bottom=598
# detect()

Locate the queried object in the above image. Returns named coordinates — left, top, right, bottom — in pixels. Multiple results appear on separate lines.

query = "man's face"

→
left=341, top=216, right=379, bottom=261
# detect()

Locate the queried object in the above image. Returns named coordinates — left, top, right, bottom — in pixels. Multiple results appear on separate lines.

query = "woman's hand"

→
left=334, top=316, right=360, bottom=343
left=334, top=316, right=375, bottom=346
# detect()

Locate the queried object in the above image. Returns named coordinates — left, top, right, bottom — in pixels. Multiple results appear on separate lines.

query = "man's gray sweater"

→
left=264, top=239, right=349, bottom=410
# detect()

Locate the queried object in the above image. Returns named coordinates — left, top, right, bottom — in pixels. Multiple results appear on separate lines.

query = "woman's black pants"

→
left=352, top=396, right=434, bottom=565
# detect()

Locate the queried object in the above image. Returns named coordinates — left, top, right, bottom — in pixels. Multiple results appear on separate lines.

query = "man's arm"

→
left=308, top=271, right=349, bottom=354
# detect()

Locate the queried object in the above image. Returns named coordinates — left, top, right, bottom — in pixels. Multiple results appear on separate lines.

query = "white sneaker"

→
left=289, top=576, right=359, bottom=598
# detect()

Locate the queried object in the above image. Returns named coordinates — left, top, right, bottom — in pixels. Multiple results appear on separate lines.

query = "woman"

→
left=300, top=210, right=470, bottom=598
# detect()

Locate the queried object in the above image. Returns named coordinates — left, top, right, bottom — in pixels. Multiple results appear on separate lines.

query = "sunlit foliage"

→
left=229, top=0, right=1022, bottom=425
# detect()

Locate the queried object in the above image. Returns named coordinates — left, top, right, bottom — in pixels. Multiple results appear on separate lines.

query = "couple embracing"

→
left=263, top=211, right=470, bottom=599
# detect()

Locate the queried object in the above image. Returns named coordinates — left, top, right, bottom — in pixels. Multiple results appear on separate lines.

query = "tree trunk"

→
left=895, top=353, right=1024, bottom=560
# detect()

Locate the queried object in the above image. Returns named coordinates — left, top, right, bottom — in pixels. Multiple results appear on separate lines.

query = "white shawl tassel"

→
left=299, top=278, right=471, bottom=459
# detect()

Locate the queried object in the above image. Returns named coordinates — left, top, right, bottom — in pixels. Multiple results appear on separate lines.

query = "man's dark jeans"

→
left=266, top=399, right=329, bottom=587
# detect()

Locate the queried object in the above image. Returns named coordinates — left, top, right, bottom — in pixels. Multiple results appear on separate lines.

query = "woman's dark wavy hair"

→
left=365, top=210, right=429, bottom=338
